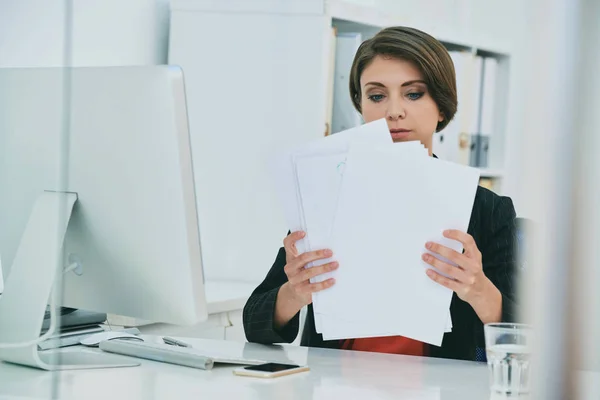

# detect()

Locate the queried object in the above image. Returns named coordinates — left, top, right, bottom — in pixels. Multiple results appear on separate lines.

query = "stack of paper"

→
left=271, top=119, right=480, bottom=346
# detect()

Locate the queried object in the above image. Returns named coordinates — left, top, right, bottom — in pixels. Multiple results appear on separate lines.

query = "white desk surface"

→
left=1, top=336, right=597, bottom=400
left=0, top=336, right=495, bottom=400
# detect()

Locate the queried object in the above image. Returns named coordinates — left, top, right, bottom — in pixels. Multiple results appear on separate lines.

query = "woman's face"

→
left=359, top=55, right=443, bottom=153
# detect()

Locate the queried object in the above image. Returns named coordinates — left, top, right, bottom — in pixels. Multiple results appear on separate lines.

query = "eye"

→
left=367, top=94, right=385, bottom=103
left=407, top=92, right=424, bottom=101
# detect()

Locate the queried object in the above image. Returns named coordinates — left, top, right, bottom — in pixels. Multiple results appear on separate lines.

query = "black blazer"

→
left=243, top=186, right=520, bottom=361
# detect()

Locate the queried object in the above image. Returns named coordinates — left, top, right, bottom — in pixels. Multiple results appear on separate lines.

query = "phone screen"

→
left=244, top=363, right=301, bottom=373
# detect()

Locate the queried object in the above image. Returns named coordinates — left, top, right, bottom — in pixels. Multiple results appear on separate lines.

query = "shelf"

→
left=327, top=0, right=510, bottom=56
left=328, top=0, right=401, bottom=30
left=478, top=169, right=504, bottom=179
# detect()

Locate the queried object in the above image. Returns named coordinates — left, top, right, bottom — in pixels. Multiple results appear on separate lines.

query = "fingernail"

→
left=426, top=242, right=432, bottom=249
left=422, top=254, right=429, bottom=261
left=426, top=269, right=434, bottom=277
left=300, top=231, right=306, bottom=237
left=324, top=249, right=333, bottom=257
left=331, top=262, right=339, bottom=269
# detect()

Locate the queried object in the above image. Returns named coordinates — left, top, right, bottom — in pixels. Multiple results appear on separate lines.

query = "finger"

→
left=426, top=269, right=460, bottom=292
left=443, top=229, right=481, bottom=260
left=283, top=230, right=305, bottom=248
left=294, top=248, right=333, bottom=268
left=283, top=231, right=305, bottom=256
left=421, top=253, right=469, bottom=282
left=425, top=241, right=469, bottom=267
left=289, top=261, right=339, bottom=285
left=284, top=248, right=333, bottom=276
left=298, top=278, right=336, bottom=294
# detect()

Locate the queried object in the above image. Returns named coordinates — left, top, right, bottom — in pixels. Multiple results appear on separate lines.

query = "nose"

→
left=386, top=98, right=406, bottom=120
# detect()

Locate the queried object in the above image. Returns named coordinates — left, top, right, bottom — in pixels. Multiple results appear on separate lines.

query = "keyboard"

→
left=99, top=339, right=267, bottom=370
left=44, top=306, right=78, bottom=320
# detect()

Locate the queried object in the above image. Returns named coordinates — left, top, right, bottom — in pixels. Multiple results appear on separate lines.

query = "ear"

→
left=438, top=112, right=444, bottom=123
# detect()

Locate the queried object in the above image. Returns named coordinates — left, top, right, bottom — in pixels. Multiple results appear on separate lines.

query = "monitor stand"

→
left=0, top=191, right=139, bottom=370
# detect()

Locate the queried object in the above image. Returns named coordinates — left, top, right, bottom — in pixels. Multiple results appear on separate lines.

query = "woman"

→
left=243, top=26, right=519, bottom=361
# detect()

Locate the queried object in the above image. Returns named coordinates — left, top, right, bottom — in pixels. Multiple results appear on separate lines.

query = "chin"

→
left=391, top=136, right=414, bottom=143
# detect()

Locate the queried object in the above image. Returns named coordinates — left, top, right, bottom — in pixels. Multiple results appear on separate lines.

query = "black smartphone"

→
left=233, top=362, right=310, bottom=378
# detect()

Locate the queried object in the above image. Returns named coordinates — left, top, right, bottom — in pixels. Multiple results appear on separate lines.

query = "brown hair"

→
left=349, top=26, right=457, bottom=132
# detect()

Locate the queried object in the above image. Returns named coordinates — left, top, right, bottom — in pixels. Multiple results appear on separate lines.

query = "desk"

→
left=0, top=337, right=495, bottom=400
left=1, top=337, right=598, bottom=399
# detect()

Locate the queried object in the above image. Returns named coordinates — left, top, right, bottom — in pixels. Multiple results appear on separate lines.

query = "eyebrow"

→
left=364, top=80, right=427, bottom=88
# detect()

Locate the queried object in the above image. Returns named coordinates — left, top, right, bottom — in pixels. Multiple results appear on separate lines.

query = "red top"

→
left=341, top=336, right=428, bottom=356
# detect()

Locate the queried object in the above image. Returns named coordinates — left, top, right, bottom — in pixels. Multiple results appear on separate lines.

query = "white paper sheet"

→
left=270, top=118, right=393, bottom=333
left=315, top=147, right=479, bottom=345
left=295, top=147, right=452, bottom=339
left=270, top=118, right=392, bottom=242
left=294, top=141, right=428, bottom=272
left=294, top=152, right=347, bottom=287
left=294, top=142, right=431, bottom=336
left=271, top=120, right=472, bottom=343
left=319, top=310, right=453, bottom=341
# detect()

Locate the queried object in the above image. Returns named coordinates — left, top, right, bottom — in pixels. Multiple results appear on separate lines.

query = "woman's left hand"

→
left=421, top=230, right=502, bottom=323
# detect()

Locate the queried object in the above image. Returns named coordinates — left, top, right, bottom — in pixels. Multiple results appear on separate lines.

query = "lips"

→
left=389, top=129, right=411, bottom=140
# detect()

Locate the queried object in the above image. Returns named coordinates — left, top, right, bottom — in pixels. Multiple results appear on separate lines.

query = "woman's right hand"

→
left=280, top=231, right=338, bottom=307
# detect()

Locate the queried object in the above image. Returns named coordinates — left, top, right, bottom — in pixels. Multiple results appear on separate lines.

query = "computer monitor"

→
left=0, top=66, right=208, bottom=369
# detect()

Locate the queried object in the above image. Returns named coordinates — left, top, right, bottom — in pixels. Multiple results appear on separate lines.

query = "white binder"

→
left=441, top=51, right=483, bottom=166
left=324, top=27, right=338, bottom=136
left=480, top=57, right=498, bottom=137
left=332, top=32, right=363, bottom=134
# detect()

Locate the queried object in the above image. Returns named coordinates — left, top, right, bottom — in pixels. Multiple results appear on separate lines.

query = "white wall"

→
left=0, top=0, right=170, bottom=67
left=169, top=1, right=330, bottom=283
